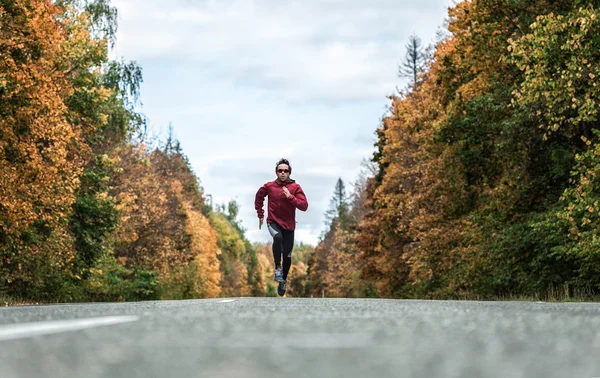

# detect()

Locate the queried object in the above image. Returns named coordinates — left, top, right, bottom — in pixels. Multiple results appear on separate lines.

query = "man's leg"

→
left=281, top=228, right=295, bottom=281
left=267, top=222, right=284, bottom=281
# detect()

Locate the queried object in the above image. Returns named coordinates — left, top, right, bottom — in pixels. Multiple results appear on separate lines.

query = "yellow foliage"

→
left=0, top=0, right=85, bottom=238
left=185, top=202, right=221, bottom=298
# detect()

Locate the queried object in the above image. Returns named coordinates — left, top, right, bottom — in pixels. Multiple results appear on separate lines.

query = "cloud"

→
left=113, top=0, right=451, bottom=104
left=110, top=0, right=452, bottom=244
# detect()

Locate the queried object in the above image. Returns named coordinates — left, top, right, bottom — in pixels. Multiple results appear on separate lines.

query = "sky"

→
left=110, top=0, right=453, bottom=246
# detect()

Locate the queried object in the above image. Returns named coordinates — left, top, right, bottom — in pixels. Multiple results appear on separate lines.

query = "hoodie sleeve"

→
left=255, top=182, right=269, bottom=218
left=288, top=184, right=308, bottom=211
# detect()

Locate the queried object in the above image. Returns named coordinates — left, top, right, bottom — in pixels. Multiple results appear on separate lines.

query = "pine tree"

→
left=324, top=178, right=351, bottom=231
left=398, top=34, right=426, bottom=88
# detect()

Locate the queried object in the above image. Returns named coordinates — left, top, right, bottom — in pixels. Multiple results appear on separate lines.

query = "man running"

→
left=255, top=158, right=308, bottom=296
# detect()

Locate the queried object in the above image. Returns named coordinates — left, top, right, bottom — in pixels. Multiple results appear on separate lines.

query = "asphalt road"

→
left=1, top=298, right=599, bottom=378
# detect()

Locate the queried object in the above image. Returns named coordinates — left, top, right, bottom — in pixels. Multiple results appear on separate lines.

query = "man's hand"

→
left=259, top=218, right=263, bottom=230
left=282, top=186, right=291, bottom=198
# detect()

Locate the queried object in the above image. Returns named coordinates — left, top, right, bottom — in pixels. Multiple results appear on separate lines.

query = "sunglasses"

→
left=277, top=169, right=290, bottom=173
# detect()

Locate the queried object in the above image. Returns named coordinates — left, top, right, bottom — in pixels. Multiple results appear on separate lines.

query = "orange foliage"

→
left=110, top=144, right=221, bottom=298
left=185, top=202, right=221, bottom=298
left=0, top=0, right=84, bottom=238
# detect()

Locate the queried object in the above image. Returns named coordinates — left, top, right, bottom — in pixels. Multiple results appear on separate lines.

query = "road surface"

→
left=1, top=298, right=599, bottom=377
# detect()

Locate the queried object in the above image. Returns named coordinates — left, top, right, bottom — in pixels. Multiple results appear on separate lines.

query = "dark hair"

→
left=275, top=158, right=291, bottom=174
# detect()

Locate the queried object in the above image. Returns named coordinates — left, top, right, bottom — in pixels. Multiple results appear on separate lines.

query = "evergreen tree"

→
left=398, top=34, right=426, bottom=88
left=324, top=178, right=351, bottom=232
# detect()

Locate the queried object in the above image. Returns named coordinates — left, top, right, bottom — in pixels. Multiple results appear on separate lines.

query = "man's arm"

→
left=254, top=183, right=269, bottom=220
left=287, top=185, right=308, bottom=211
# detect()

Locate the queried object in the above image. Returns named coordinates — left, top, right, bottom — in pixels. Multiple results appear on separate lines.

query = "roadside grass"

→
left=0, top=294, right=40, bottom=307
left=460, top=284, right=600, bottom=303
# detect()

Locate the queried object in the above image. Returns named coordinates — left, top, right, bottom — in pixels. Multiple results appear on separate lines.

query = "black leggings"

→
left=267, top=222, right=294, bottom=280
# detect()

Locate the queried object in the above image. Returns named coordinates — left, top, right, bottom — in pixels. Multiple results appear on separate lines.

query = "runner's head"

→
left=275, top=158, right=291, bottom=181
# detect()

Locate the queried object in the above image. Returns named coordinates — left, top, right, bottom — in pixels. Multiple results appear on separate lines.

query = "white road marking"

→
left=0, top=316, right=139, bottom=341
left=218, top=299, right=236, bottom=303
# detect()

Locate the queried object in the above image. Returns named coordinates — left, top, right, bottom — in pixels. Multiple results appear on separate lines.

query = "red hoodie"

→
left=255, top=179, right=308, bottom=231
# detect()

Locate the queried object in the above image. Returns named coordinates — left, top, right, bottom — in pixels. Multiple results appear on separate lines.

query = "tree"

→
left=0, top=0, right=94, bottom=298
left=209, top=211, right=251, bottom=297
left=398, top=34, right=426, bottom=88
left=350, top=0, right=600, bottom=300
left=324, top=178, right=351, bottom=232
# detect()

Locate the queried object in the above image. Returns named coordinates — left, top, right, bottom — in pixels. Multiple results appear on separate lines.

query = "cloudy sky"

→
left=110, top=0, right=452, bottom=245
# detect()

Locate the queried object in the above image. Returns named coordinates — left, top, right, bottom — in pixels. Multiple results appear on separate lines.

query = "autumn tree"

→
left=348, top=0, right=600, bottom=300
left=209, top=209, right=251, bottom=297
left=308, top=175, right=372, bottom=297
left=1, top=0, right=247, bottom=302
left=507, top=5, right=600, bottom=293
left=0, top=0, right=100, bottom=299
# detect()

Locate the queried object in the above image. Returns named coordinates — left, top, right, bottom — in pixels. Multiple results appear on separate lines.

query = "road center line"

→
left=218, top=299, right=236, bottom=303
left=0, top=316, right=140, bottom=341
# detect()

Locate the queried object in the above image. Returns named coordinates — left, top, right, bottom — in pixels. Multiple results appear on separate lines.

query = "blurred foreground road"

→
left=1, top=298, right=599, bottom=378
